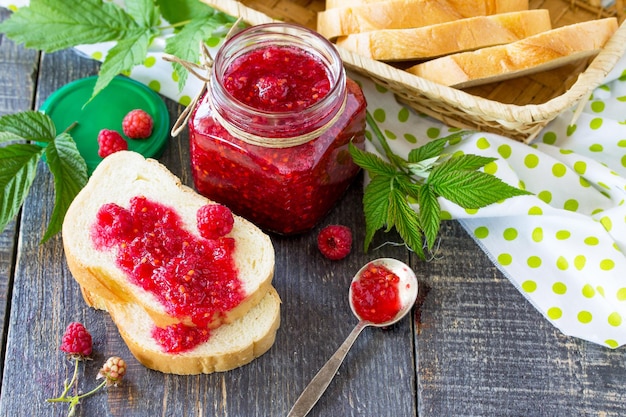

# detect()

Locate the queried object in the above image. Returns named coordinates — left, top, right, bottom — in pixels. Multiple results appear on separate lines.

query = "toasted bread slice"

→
left=406, top=18, right=619, bottom=88
left=318, top=0, right=530, bottom=39
left=337, top=9, right=551, bottom=61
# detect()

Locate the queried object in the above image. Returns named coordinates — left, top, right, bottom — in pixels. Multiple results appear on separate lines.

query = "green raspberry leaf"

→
left=387, top=187, right=424, bottom=259
left=358, top=111, right=530, bottom=260
left=0, top=0, right=140, bottom=52
left=0, top=144, right=45, bottom=234
left=408, top=137, right=448, bottom=164
left=417, top=185, right=441, bottom=250
left=157, top=0, right=217, bottom=25
left=0, top=111, right=88, bottom=241
left=428, top=168, right=530, bottom=209
left=42, top=133, right=88, bottom=242
left=93, top=30, right=154, bottom=100
left=165, top=12, right=235, bottom=91
left=0, top=111, right=56, bottom=144
left=349, top=142, right=397, bottom=177
left=362, top=175, right=393, bottom=251
left=125, top=0, right=160, bottom=28
left=435, top=153, right=497, bottom=174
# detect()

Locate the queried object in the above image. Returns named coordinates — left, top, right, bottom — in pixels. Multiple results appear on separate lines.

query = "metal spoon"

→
left=287, top=258, right=419, bottom=417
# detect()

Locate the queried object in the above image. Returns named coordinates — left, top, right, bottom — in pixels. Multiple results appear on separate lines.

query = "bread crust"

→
left=87, top=287, right=281, bottom=375
left=336, top=9, right=552, bottom=61
left=63, top=151, right=280, bottom=375
left=325, top=0, right=528, bottom=12
left=406, top=18, right=619, bottom=88
left=318, top=0, right=529, bottom=39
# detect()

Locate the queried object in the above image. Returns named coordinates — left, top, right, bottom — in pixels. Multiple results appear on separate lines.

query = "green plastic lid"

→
left=40, top=75, right=170, bottom=174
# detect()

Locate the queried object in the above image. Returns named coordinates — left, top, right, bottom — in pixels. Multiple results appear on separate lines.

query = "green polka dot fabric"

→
left=353, top=53, right=626, bottom=349
left=5, top=0, right=626, bottom=348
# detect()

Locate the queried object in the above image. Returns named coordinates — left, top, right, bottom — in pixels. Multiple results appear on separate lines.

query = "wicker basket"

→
left=201, top=0, right=626, bottom=143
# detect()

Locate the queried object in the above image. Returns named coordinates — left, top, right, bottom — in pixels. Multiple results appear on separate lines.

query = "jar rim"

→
left=213, top=23, right=345, bottom=117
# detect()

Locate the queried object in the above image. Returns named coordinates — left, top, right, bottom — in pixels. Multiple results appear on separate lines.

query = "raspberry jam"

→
left=351, top=263, right=402, bottom=324
left=189, top=23, right=366, bottom=235
left=91, top=196, right=243, bottom=352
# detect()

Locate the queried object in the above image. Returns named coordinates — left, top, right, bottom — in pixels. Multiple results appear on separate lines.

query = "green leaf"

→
left=92, top=30, right=154, bottom=99
left=408, top=137, right=447, bottom=164
left=434, top=153, right=497, bottom=174
left=387, top=187, right=424, bottom=258
left=42, top=133, right=88, bottom=242
left=0, top=111, right=56, bottom=143
left=165, top=13, right=234, bottom=91
left=349, top=142, right=397, bottom=178
left=125, top=0, right=161, bottom=28
left=362, top=175, right=393, bottom=251
left=0, top=144, right=45, bottom=234
left=157, top=0, right=216, bottom=25
left=428, top=169, right=530, bottom=209
left=0, top=0, right=140, bottom=52
left=407, top=131, right=471, bottom=164
left=395, top=174, right=421, bottom=201
left=417, top=185, right=441, bottom=249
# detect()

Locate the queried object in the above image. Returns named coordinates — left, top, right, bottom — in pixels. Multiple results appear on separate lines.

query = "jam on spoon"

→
left=288, top=258, right=419, bottom=417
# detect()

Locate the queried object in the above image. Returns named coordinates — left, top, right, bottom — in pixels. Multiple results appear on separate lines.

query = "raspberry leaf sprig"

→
left=349, top=111, right=532, bottom=260
left=0, top=0, right=238, bottom=101
left=0, top=111, right=87, bottom=242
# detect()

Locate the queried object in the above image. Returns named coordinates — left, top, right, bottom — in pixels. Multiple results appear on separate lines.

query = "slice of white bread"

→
left=83, top=286, right=281, bottom=375
left=325, top=0, right=527, bottom=11
left=406, top=17, right=618, bottom=88
left=317, top=0, right=530, bottom=39
left=62, top=151, right=275, bottom=329
left=336, top=9, right=551, bottom=61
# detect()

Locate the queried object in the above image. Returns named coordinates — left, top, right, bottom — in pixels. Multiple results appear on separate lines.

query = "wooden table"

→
left=2, top=8, right=626, bottom=416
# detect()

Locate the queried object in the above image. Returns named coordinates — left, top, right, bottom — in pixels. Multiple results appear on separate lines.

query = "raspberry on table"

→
left=60, top=322, right=93, bottom=358
left=197, top=204, right=235, bottom=240
left=97, top=129, right=128, bottom=158
left=122, top=109, right=154, bottom=139
left=317, top=224, right=352, bottom=260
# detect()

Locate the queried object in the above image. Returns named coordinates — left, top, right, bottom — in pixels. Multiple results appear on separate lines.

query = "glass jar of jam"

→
left=189, top=23, right=367, bottom=235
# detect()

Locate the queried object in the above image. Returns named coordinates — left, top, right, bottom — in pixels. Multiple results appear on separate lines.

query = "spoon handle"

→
left=287, top=321, right=368, bottom=417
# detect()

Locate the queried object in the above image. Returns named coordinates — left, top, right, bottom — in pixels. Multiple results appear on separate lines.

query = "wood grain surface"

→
left=1, top=7, right=626, bottom=417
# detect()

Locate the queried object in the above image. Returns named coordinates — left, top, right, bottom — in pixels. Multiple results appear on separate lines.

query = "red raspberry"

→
left=317, top=225, right=352, bottom=260
left=97, top=129, right=128, bottom=158
left=122, top=109, right=153, bottom=139
left=197, top=204, right=234, bottom=240
left=60, top=322, right=93, bottom=358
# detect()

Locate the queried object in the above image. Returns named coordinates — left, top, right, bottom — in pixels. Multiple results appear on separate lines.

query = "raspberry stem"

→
left=46, top=359, right=107, bottom=417
left=63, top=121, right=79, bottom=134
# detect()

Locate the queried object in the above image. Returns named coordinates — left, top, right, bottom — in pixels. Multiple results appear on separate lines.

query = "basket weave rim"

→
left=338, top=20, right=626, bottom=125
left=204, top=0, right=626, bottom=126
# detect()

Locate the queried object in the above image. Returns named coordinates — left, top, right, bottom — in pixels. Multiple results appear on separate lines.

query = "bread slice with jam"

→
left=82, top=286, right=281, bottom=374
left=62, top=151, right=275, bottom=330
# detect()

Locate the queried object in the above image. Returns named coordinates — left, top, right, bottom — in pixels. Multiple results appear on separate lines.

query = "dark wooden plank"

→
left=0, top=6, right=40, bottom=384
left=416, top=220, right=626, bottom=416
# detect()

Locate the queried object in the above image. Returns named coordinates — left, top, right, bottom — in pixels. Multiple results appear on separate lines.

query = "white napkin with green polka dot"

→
left=353, top=56, right=626, bottom=349
left=4, top=0, right=626, bottom=348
